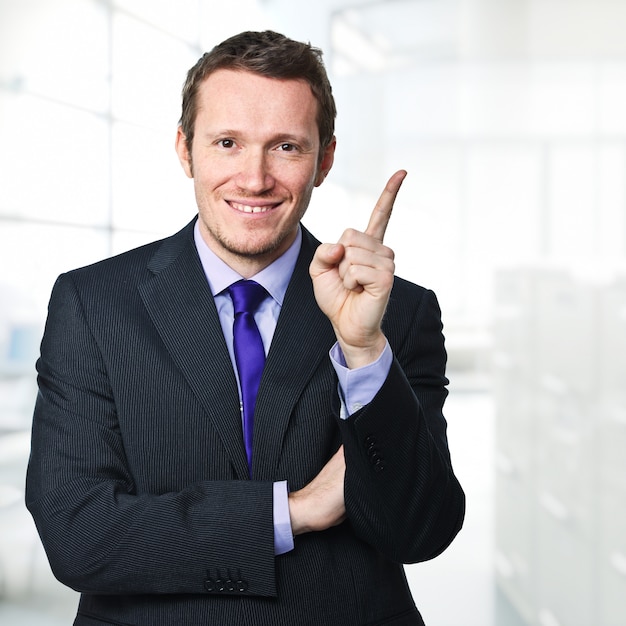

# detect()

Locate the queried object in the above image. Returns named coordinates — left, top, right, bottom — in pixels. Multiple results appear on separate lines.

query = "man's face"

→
left=176, top=69, right=335, bottom=274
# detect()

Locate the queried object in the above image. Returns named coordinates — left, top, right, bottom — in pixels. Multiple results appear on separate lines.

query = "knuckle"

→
left=382, top=272, right=395, bottom=290
left=340, top=228, right=358, bottom=243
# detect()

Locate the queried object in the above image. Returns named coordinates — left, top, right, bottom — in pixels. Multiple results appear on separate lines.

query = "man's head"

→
left=179, top=30, right=336, bottom=160
left=175, top=31, right=337, bottom=277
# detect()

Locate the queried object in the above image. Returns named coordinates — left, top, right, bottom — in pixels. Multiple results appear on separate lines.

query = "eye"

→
left=277, top=143, right=298, bottom=152
left=217, top=139, right=235, bottom=149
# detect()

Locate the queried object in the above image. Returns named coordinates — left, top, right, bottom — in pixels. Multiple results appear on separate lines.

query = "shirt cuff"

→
left=329, top=340, right=393, bottom=419
left=273, top=480, right=294, bottom=555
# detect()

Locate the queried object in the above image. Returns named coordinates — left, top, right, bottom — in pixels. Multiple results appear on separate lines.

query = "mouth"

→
left=228, top=200, right=280, bottom=214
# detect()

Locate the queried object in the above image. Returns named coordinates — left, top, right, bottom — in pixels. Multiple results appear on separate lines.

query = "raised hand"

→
left=309, top=170, right=407, bottom=369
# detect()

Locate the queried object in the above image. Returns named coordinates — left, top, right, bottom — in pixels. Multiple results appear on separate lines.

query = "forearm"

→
left=336, top=288, right=465, bottom=563
left=337, top=358, right=464, bottom=564
left=26, top=435, right=277, bottom=596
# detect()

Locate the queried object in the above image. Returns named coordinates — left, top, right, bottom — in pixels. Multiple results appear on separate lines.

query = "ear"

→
left=314, top=137, right=336, bottom=187
left=175, top=126, right=194, bottom=178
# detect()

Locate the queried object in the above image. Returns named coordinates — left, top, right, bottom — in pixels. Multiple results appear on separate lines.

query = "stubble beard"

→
left=198, top=212, right=300, bottom=269
left=213, top=225, right=291, bottom=260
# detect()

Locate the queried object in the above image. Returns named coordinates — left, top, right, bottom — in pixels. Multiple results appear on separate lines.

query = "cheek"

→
left=193, top=170, right=229, bottom=202
left=191, top=151, right=233, bottom=185
left=283, top=166, right=318, bottom=197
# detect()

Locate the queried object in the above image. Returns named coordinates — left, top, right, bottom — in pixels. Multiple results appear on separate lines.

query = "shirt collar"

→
left=193, top=219, right=302, bottom=306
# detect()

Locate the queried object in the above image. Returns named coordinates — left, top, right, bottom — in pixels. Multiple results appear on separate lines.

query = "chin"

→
left=227, top=226, right=297, bottom=256
left=224, top=236, right=286, bottom=260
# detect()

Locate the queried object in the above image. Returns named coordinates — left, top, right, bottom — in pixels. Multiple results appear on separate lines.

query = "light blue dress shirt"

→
left=193, top=221, right=392, bottom=555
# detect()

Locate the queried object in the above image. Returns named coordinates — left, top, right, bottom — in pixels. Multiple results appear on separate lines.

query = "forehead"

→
left=196, top=69, right=319, bottom=134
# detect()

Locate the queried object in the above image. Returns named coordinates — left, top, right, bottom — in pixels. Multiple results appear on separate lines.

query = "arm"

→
left=292, top=172, right=465, bottom=562
left=26, top=273, right=277, bottom=596
left=338, top=287, right=464, bottom=563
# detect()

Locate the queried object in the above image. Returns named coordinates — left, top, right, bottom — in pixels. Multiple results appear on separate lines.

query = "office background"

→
left=1, top=1, right=624, bottom=624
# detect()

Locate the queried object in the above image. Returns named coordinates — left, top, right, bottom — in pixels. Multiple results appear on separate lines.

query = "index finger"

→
left=364, top=170, right=407, bottom=242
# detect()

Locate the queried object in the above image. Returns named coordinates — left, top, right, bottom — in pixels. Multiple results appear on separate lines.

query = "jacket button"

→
left=236, top=579, right=248, bottom=592
left=204, top=579, right=215, bottom=593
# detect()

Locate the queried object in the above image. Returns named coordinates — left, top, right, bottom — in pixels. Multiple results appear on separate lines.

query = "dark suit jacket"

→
left=26, top=218, right=465, bottom=626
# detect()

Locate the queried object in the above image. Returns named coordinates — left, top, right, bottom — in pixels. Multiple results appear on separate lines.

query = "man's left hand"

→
left=309, top=170, right=407, bottom=369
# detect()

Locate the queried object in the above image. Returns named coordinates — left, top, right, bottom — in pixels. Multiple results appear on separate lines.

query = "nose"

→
left=235, top=148, right=275, bottom=194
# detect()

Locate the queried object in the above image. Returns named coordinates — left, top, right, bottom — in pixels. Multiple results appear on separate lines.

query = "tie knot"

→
left=228, top=280, right=268, bottom=316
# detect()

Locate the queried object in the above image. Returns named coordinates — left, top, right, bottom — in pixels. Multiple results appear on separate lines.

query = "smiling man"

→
left=26, top=31, right=465, bottom=626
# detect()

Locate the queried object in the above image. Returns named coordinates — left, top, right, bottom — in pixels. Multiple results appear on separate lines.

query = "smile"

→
left=229, top=201, right=278, bottom=214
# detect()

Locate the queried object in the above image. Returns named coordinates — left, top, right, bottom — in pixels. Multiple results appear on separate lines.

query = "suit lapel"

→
left=137, top=220, right=250, bottom=479
left=252, top=228, right=337, bottom=479
left=137, top=222, right=336, bottom=481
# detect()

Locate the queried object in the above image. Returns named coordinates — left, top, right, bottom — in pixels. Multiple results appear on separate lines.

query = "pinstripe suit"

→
left=26, top=218, right=465, bottom=625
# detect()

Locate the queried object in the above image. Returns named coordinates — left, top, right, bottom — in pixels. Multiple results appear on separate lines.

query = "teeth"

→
left=231, top=201, right=273, bottom=214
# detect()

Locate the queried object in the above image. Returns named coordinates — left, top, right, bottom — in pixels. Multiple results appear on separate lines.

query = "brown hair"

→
left=179, top=30, right=336, bottom=157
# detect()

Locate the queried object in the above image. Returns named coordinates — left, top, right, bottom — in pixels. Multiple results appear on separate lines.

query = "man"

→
left=26, top=30, right=465, bottom=625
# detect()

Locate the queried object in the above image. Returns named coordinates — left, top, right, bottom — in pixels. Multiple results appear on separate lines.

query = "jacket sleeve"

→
left=336, top=286, right=465, bottom=564
left=25, top=273, right=277, bottom=597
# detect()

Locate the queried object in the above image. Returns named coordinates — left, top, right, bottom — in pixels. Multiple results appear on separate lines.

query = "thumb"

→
left=309, top=243, right=344, bottom=278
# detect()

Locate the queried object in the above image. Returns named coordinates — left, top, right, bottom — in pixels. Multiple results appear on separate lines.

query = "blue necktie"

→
left=228, top=280, right=268, bottom=474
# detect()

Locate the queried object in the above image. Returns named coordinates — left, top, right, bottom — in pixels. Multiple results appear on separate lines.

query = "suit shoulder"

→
left=390, top=274, right=433, bottom=305
left=385, top=275, right=442, bottom=335
left=60, top=220, right=196, bottom=288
